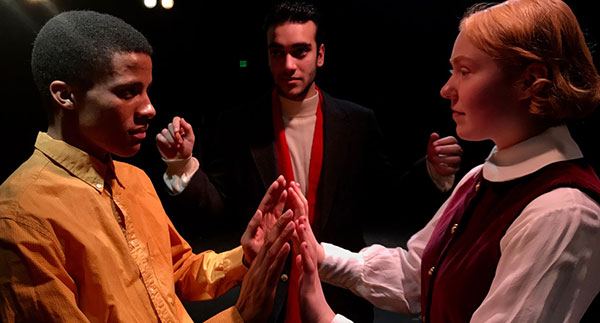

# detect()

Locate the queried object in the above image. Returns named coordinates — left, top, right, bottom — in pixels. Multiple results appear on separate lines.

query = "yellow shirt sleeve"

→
left=204, top=306, right=245, bottom=323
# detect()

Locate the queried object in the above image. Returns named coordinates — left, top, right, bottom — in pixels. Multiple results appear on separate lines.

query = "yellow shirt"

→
left=0, top=132, right=246, bottom=323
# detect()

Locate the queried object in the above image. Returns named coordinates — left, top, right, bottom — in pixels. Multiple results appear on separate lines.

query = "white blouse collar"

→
left=483, top=125, right=583, bottom=182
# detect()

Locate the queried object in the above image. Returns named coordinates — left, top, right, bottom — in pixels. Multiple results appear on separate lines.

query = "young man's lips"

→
left=130, top=127, right=148, bottom=140
left=282, top=77, right=301, bottom=83
left=131, top=131, right=146, bottom=140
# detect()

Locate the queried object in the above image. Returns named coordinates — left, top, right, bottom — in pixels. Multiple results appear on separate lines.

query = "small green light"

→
left=240, top=60, right=248, bottom=68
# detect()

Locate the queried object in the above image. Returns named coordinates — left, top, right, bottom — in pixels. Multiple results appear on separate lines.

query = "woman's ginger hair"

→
left=460, top=0, right=600, bottom=121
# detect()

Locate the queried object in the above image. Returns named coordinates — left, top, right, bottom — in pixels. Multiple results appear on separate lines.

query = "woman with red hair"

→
left=293, top=0, right=600, bottom=322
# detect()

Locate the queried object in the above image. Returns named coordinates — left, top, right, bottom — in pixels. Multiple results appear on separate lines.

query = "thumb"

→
left=180, top=118, right=196, bottom=142
left=246, top=210, right=262, bottom=237
left=429, top=132, right=440, bottom=146
left=428, top=132, right=440, bottom=156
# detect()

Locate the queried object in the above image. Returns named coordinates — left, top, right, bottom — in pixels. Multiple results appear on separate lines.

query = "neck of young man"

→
left=280, top=82, right=318, bottom=102
left=47, top=118, right=109, bottom=162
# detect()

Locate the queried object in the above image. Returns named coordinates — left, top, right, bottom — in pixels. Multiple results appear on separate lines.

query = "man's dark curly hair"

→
left=263, top=1, right=324, bottom=47
left=31, top=10, right=153, bottom=103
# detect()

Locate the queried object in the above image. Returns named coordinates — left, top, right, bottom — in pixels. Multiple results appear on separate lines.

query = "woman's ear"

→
left=49, top=81, right=76, bottom=110
left=518, top=62, right=549, bottom=100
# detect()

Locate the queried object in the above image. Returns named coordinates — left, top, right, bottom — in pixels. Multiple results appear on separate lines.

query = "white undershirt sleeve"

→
left=162, top=156, right=200, bottom=195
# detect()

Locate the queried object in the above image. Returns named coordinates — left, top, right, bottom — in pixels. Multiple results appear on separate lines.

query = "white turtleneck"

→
left=279, top=92, right=320, bottom=195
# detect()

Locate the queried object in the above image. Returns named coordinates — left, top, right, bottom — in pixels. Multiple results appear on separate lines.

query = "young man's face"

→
left=267, top=21, right=324, bottom=101
left=73, top=52, right=155, bottom=159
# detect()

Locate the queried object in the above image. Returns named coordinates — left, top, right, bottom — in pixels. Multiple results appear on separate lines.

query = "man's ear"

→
left=317, top=43, right=325, bottom=67
left=518, top=62, right=549, bottom=100
left=49, top=81, right=76, bottom=110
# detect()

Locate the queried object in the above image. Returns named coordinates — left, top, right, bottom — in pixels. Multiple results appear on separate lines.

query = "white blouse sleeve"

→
left=317, top=166, right=481, bottom=315
left=471, top=187, right=600, bottom=323
left=318, top=198, right=448, bottom=314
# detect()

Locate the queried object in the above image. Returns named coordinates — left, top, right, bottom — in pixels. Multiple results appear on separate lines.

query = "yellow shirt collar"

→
left=34, top=132, right=123, bottom=192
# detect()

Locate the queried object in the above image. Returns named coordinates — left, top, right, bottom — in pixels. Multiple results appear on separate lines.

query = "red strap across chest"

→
left=271, top=87, right=324, bottom=323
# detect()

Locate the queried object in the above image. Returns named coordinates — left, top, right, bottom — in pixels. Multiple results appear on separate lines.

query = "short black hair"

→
left=264, top=1, right=324, bottom=47
left=31, top=11, right=153, bottom=103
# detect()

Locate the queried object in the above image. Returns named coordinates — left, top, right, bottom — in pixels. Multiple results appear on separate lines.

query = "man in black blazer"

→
left=156, top=2, right=461, bottom=322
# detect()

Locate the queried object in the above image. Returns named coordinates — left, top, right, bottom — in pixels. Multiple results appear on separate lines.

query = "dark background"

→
left=1, top=0, right=599, bottom=321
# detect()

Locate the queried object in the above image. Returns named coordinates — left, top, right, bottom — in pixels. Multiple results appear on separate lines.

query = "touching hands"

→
left=241, top=176, right=288, bottom=265
left=427, top=132, right=463, bottom=177
left=239, top=178, right=331, bottom=322
left=296, top=217, right=334, bottom=323
left=236, top=212, right=295, bottom=323
left=287, top=181, right=308, bottom=220
left=155, top=116, right=195, bottom=160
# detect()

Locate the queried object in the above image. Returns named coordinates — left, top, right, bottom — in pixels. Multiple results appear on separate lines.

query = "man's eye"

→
left=117, top=89, right=136, bottom=100
left=293, top=48, right=309, bottom=58
left=270, top=50, right=284, bottom=57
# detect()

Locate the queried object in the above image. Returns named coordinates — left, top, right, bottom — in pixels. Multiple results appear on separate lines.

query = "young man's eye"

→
left=117, top=89, right=136, bottom=100
left=269, top=49, right=284, bottom=57
left=293, top=48, right=309, bottom=58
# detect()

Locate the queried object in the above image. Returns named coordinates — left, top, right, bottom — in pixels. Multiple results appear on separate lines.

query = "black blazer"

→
left=164, top=90, right=403, bottom=322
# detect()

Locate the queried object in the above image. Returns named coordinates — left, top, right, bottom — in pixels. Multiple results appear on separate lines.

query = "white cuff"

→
left=319, top=243, right=364, bottom=289
left=162, top=156, right=200, bottom=195
left=426, top=158, right=455, bottom=192
left=331, top=314, right=353, bottom=323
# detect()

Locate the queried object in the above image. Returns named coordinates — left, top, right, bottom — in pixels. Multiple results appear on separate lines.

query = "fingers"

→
left=300, top=241, right=317, bottom=276
left=296, top=217, right=313, bottom=245
left=296, top=216, right=324, bottom=265
left=256, top=215, right=294, bottom=290
left=429, top=136, right=462, bottom=174
left=160, top=127, right=176, bottom=146
left=244, top=210, right=263, bottom=241
left=265, top=241, right=291, bottom=290
left=240, top=210, right=263, bottom=264
left=171, top=116, right=184, bottom=145
left=432, top=138, right=463, bottom=157
left=159, top=116, right=186, bottom=148
left=256, top=212, right=294, bottom=262
left=180, top=117, right=196, bottom=142
left=155, top=132, right=171, bottom=147
left=432, top=135, right=458, bottom=146
left=428, top=134, right=463, bottom=176
left=273, top=187, right=288, bottom=218
left=258, top=175, right=287, bottom=212
left=428, top=132, right=440, bottom=147
left=287, top=182, right=308, bottom=220
left=156, top=132, right=176, bottom=158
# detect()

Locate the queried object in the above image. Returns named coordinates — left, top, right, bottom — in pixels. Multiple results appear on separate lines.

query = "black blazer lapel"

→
left=317, top=92, right=349, bottom=233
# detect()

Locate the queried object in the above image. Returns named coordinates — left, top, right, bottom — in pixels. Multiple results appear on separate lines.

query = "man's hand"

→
left=241, top=176, right=287, bottom=265
left=236, top=212, right=295, bottom=323
left=155, top=116, right=195, bottom=160
left=296, top=223, right=335, bottom=323
left=426, top=132, right=462, bottom=177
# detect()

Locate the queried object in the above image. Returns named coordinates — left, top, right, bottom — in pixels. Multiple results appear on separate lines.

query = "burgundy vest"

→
left=420, top=159, right=600, bottom=323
